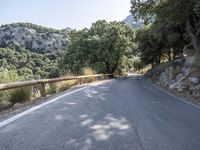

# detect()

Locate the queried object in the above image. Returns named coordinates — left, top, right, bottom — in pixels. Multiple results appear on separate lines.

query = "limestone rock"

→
left=195, top=84, right=200, bottom=90
left=189, top=77, right=200, bottom=85
left=0, top=23, right=71, bottom=52
left=13, top=103, right=22, bottom=109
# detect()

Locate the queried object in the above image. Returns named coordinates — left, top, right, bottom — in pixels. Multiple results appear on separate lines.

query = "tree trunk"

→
left=191, top=35, right=200, bottom=54
left=187, top=17, right=200, bottom=55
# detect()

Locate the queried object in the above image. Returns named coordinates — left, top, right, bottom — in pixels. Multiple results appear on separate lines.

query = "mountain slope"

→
left=123, top=14, right=143, bottom=29
left=0, top=23, right=71, bottom=52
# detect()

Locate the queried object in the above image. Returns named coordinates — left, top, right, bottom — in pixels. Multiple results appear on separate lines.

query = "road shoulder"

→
left=0, top=80, right=112, bottom=122
left=146, top=77, right=200, bottom=108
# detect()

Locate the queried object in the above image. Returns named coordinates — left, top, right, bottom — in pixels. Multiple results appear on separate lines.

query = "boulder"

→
left=13, top=103, right=22, bottom=109
left=159, top=72, right=169, bottom=86
left=169, top=76, right=185, bottom=90
left=177, top=87, right=183, bottom=92
left=176, top=73, right=183, bottom=81
left=182, top=68, right=191, bottom=76
left=189, top=77, right=200, bottom=85
left=169, top=82, right=180, bottom=90
left=195, top=84, right=200, bottom=90
left=185, top=56, right=195, bottom=67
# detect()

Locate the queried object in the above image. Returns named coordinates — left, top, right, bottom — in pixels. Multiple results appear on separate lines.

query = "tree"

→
left=131, top=0, right=200, bottom=54
left=61, top=20, right=135, bottom=75
left=135, top=25, right=162, bottom=67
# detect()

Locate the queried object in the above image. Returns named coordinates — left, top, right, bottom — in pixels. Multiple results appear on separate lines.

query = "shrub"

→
left=0, top=91, right=12, bottom=111
left=0, top=70, right=20, bottom=83
left=10, top=87, right=32, bottom=104
left=48, top=68, right=61, bottom=78
left=0, top=71, right=21, bottom=106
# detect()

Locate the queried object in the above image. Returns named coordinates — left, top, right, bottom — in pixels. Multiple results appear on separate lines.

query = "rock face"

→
left=123, top=14, right=143, bottom=29
left=147, top=56, right=200, bottom=99
left=0, top=23, right=71, bottom=52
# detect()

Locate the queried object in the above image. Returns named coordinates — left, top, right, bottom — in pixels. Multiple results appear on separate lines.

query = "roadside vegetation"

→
left=0, top=67, right=97, bottom=112
left=130, top=0, right=200, bottom=101
left=1, top=0, right=200, bottom=111
left=60, top=20, right=136, bottom=75
left=131, top=0, right=200, bottom=69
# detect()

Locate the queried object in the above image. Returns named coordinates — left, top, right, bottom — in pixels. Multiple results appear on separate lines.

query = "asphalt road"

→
left=0, top=76, right=200, bottom=150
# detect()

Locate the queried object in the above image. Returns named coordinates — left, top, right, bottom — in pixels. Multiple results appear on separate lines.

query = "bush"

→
left=10, top=87, right=32, bottom=104
left=0, top=71, right=21, bottom=105
left=0, top=91, right=12, bottom=111
left=48, top=68, right=61, bottom=78
left=0, top=70, right=20, bottom=83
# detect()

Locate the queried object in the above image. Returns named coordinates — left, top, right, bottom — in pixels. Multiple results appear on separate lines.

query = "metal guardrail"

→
left=0, top=74, right=111, bottom=97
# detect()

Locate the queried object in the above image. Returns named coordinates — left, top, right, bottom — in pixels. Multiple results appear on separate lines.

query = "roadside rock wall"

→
left=147, top=56, right=200, bottom=99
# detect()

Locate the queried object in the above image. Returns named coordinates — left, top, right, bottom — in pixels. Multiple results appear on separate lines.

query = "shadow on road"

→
left=49, top=82, right=137, bottom=150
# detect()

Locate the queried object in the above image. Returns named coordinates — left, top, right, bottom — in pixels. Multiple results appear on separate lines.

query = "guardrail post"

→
left=95, top=76, right=97, bottom=82
left=78, top=78, right=83, bottom=85
left=40, top=83, right=46, bottom=97
left=103, top=74, right=107, bottom=80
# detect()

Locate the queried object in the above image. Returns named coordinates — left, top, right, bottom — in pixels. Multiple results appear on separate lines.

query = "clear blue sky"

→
left=1, top=0, right=131, bottom=30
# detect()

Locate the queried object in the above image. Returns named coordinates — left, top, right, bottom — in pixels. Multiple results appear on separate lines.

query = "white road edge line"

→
left=0, top=80, right=113, bottom=128
left=146, top=79, right=200, bottom=109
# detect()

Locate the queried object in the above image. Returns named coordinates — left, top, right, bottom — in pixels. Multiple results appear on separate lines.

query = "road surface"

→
left=0, top=76, right=200, bottom=150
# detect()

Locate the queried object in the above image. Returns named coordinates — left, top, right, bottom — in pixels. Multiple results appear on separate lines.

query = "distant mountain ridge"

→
left=123, top=14, right=143, bottom=29
left=0, top=23, right=71, bottom=52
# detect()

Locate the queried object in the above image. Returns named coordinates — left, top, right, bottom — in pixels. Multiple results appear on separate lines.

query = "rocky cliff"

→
left=147, top=56, right=200, bottom=101
left=123, top=14, right=143, bottom=29
left=0, top=23, right=71, bottom=52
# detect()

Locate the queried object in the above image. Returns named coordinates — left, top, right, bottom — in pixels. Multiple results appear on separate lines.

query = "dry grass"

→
left=56, top=80, right=78, bottom=92
left=0, top=70, right=100, bottom=112
left=82, top=67, right=96, bottom=83
left=46, top=83, right=57, bottom=94
left=47, top=80, right=78, bottom=94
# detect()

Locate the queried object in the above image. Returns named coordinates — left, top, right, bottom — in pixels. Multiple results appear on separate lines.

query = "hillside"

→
left=0, top=23, right=71, bottom=52
left=0, top=23, right=72, bottom=79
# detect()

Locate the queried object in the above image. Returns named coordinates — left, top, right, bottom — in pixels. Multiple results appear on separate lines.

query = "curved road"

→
left=0, top=76, right=200, bottom=150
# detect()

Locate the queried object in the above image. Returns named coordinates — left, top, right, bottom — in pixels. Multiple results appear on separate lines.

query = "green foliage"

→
left=131, top=0, right=200, bottom=56
left=0, top=70, right=20, bottom=83
left=10, top=87, right=32, bottom=104
left=48, top=68, right=62, bottom=78
left=0, top=71, right=21, bottom=108
left=0, top=47, right=66, bottom=79
left=61, top=20, right=135, bottom=74
left=133, top=60, right=146, bottom=71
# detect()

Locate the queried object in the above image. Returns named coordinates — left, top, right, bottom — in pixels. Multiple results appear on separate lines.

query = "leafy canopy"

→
left=61, top=20, right=135, bottom=75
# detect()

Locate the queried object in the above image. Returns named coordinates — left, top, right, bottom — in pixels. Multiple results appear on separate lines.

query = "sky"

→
left=1, top=0, right=131, bottom=30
